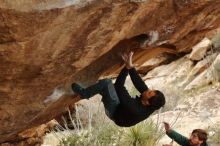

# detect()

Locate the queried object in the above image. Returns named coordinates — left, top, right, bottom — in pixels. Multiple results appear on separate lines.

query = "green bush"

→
left=58, top=119, right=164, bottom=146
left=58, top=118, right=122, bottom=146
left=93, top=123, right=122, bottom=146
left=120, top=120, right=164, bottom=146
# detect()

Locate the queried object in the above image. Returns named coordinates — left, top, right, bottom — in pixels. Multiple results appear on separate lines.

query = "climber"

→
left=163, top=122, right=209, bottom=146
left=71, top=51, right=165, bottom=127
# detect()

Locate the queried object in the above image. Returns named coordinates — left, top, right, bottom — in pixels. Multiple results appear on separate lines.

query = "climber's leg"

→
left=72, top=79, right=120, bottom=120
left=99, top=79, right=120, bottom=120
left=72, top=80, right=106, bottom=99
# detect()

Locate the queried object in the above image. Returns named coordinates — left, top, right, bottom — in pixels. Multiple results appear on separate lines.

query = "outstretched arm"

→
left=122, top=51, right=148, bottom=93
left=166, top=130, right=189, bottom=146
left=129, top=67, right=148, bottom=93
left=114, top=67, right=129, bottom=88
left=163, top=122, right=189, bottom=146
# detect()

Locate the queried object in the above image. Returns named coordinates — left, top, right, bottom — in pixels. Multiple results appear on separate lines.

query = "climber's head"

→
left=141, top=90, right=165, bottom=109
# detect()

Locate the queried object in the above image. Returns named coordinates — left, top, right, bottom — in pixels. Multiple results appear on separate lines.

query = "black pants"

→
left=72, top=79, right=120, bottom=120
left=72, top=68, right=131, bottom=120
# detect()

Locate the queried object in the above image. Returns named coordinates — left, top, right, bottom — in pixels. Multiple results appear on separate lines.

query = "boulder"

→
left=181, top=53, right=218, bottom=87
left=212, top=54, right=220, bottom=81
left=189, top=38, right=212, bottom=61
left=1, top=0, right=220, bottom=143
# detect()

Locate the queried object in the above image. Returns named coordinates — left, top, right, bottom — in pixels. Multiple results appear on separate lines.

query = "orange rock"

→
left=1, top=0, right=220, bottom=143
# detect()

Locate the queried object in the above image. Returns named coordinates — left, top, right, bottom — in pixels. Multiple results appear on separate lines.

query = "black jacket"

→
left=113, top=67, right=157, bottom=127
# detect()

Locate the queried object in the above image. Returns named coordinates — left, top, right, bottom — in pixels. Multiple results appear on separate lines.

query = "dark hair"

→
left=149, top=90, right=165, bottom=110
left=192, top=129, right=208, bottom=143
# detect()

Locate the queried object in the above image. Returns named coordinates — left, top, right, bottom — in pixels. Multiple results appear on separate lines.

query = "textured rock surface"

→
left=1, top=120, right=57, bottom=146
left=213, top=54, right=220, bottom=81
left=189, top=37, right=212, bottom=61
left=1, top=0, right=220, bottom=143
left=181, top=53, right=218, bottom=87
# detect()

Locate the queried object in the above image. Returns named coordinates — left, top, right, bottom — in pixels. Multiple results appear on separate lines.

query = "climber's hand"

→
left=163, top=122, right=171, bottom=133
left=121, top=51, right=134, bottom=69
